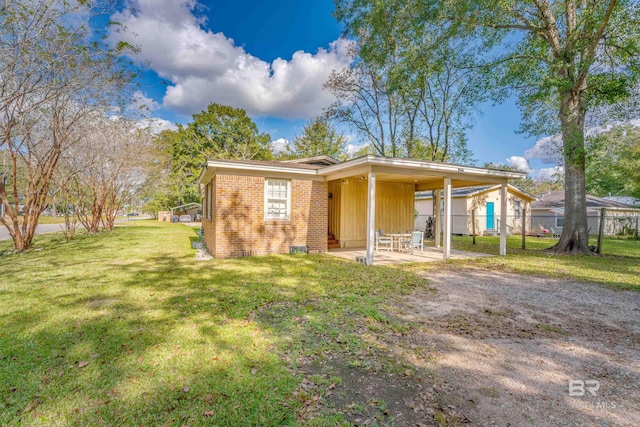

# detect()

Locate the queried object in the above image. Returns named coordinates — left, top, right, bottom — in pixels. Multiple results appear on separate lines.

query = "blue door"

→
left=486, top=202, right=495, bottom=229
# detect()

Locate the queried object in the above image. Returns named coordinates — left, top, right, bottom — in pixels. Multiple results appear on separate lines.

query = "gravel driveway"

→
left=395, top=269, right=640, bottom=426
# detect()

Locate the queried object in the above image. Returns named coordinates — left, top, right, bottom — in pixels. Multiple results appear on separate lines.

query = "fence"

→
left=415, top=209, right=640, bottom=258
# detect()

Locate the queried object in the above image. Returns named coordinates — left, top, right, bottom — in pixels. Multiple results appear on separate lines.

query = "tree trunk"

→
left=548, top=89, right=593, bottom=254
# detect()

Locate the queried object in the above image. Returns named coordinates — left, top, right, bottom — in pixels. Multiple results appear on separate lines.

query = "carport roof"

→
left=200, top=154, right=526, bottom=189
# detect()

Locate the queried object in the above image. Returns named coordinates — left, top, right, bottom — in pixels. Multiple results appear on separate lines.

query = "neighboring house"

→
left=199, top=155, right=526, bottom=262
left=604, top=195, right=640, bottom=208
left=531, top=191, right=640, bottom=236
left=415, top=185, right=536, bottom=236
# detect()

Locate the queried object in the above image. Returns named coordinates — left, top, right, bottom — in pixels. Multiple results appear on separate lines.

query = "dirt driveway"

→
left=392, top=269, right=640, bottom=426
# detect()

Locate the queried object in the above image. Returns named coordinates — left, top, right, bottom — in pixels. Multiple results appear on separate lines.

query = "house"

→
left=415, top=185, right=536, bottom=236
left=603, top=195, right=640, bottom=208
left=199, top=155, right=526, bottom=264
left=531, top=191, right=640, bottom=236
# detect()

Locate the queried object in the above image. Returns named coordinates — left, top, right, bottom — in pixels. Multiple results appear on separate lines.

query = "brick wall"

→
left=203, top=174, right=327, bottom=258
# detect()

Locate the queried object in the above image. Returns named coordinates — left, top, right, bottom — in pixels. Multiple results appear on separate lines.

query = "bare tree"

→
left=57, top=116, right=152, bottom=234
left=0, top=0, right=134, bottom=251
left=325, top=44, right=403, bottom=157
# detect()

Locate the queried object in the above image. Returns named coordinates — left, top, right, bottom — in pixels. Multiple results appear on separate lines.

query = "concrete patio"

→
left=327, top=246, right=492, bottom=265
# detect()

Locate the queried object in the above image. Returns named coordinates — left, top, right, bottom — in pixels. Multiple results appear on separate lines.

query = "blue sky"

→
left=110, top=0, right=558, bottom=178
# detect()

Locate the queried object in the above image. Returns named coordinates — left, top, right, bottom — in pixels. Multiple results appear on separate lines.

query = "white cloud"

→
left=109, top=0, right=353, bottom=119
left=345, top=142, right=368, bottom=156
left=506, top=156, right=532, bottom=173
left=271, top=138, right=289, bottom=154
left=137, top=117, right=178, bottom=134
left=524, top=134, right=562, bottom=164
left=129, top=90, right=159, bottom=115
left=537, top=166, right=564, bottom=181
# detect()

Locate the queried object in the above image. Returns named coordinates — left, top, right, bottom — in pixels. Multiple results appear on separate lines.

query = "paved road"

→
left=0, top=223, right=66, bottom=241
left=0, top=217, right=154, bottom=241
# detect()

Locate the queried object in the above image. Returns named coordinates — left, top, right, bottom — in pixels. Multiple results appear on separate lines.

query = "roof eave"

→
left=318, top=155, right=527, bottom=180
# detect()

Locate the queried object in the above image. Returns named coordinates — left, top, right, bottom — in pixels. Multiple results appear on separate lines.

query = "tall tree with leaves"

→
left=145, top=103, right=272, bottom=210
left=339, top=0, right=640, bottom=253
left=586, top=125, right=640, bottom=199
left=290, top=117, right=348, bottom=160
left=389, top=0, right=639, bottom=254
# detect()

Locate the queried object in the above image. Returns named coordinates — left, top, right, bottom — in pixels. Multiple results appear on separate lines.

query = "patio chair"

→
left=400, top=231, right=424, bottom=254
left=551, top=226, right=563, bottom=238
left=375, top=229, right=393, bottom=252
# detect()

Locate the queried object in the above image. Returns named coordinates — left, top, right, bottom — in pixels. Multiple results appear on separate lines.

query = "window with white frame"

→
left=556, top=216, right=564, bottom=227
left=265, top=179, right=290, bottom=220
left=514, top=200, right=521, bottom=220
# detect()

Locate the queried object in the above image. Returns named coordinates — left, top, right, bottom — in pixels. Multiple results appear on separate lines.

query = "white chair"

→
left=375, top=229, right=393, bottom=252
left=401, top=231, right=424, bottom=254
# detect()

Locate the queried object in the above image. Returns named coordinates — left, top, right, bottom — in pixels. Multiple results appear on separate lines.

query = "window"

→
left=206, top=182, right=212, bottom=221
left=265, top=179, right=290, bottom=220
left=514, top=200, right=521, bottom=220
left=556, top=216, right=564, bottom=227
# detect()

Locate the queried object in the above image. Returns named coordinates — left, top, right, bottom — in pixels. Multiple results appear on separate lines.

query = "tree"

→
left=437, top=0, right=639, bottom=254
left=0, top=0, right=134, bottom=251
left=338, top=0, right=640, bottom=253
left=143, top=103, right=272, bottom=211
left=325, top=47, right=403, bottom=157
left=57, top=116, right=153, bottom=234
left=586, top=125, right=640, bottom=199
left=331, top=2, right=485, bottom=163
left=289, top=117, right=348, bottom=159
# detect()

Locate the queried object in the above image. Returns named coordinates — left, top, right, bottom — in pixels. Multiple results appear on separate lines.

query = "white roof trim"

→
left=202, top=160, right=318, bottom=179
left=318, top=155, right=526, bottom=180
left=199, top=155, right=528, bottom=184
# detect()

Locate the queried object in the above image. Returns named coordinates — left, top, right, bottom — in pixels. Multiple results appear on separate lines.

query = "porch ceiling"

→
left=372, top=171, right=506, bottom=190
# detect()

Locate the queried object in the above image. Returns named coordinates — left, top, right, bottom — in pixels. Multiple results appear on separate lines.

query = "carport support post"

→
left=365, top=170, right=376, bottom=265
left=443, top=178, right=451, bottom=260
left=434, top=190, right=442, bottom=248
left=499, top=183, right=507, bottom=256
left=522, top=207, right=527, bottom=250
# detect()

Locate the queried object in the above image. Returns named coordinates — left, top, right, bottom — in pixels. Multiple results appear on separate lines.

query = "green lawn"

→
left=0, top=222, right=424, bottom=426
left=440, top=235, right=640, bottom=291
left=1, top=223, right=638, bottom=426
left=450, top=234, right=640, bottom=257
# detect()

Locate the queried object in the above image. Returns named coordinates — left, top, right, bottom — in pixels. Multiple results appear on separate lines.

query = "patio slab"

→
left=327, top=247, right=492, bottom=265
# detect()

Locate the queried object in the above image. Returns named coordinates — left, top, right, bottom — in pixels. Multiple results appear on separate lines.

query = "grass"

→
left=450, top=234, right=640, bottom=257
left=410, top=235, right=640, bottom=291
left=0, top=221, right=424, bottom=426
left=1, top=223, right=638, bottom=425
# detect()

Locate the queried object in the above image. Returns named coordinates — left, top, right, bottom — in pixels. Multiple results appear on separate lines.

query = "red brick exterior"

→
left=203, top=174, right=328, bottom=258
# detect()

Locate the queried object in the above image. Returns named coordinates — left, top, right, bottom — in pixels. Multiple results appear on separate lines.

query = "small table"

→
left=383, top=233, right=411, bottom=252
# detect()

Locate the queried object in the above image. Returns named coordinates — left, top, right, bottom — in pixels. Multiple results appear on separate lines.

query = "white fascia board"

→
left=200, top=160, right=319, bottom=183
left=319, top=155, right=527, bottom=180
left=199, top=167, right=215, bottom=185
